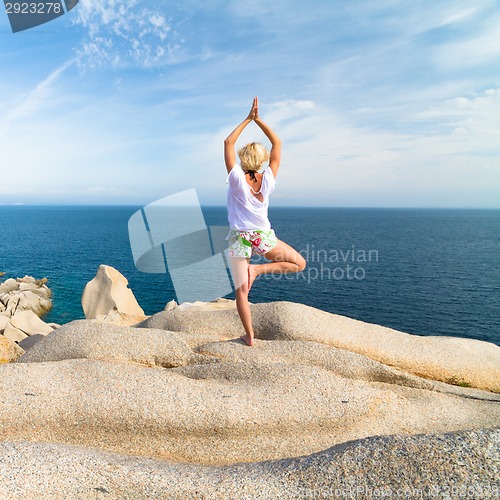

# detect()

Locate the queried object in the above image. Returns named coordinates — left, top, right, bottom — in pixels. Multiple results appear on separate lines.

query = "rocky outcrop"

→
left=2, top=298, right=500, bottom=496
left=0, top=275, right=55, bottom=345
left=0, top=429, right=498, bottom=499
left=1, top=356, right=499, bottom=465
left=2, top=333, right=499, bottom=465
left=81, top=265, right=147, bottom=326
left=139, top=301, right=500, bottom=393
left=0, top=276, right=52, bottom=317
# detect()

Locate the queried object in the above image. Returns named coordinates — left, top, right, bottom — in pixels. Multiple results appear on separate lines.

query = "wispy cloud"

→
left=0, top=58, right=76, bottom=136
left=1, top=0, right=499, bottom=207
left=72, top=0, right=180, bottom=68
left=433, top=13, right=500, bottom=69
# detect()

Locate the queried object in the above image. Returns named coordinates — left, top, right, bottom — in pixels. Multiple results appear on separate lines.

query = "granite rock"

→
left=16, top=319, right=205, bottom=368
left=0, top=335, right=24, bottom=363
left=140, top=301, right=500, bottom=392
left=0, top=428, right=497, bottom=499
left=1, top=357, right=499, bottom=465
left=0, top=276, right=52, bottom=317
left=81, top=265, right=147, bottom=326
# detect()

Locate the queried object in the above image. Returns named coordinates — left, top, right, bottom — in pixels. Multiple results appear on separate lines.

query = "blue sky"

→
left=0, top=0, right=499, bottom=207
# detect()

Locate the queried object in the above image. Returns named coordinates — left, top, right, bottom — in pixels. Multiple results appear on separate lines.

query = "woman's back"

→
left=226, top=164, right=276, bottom=230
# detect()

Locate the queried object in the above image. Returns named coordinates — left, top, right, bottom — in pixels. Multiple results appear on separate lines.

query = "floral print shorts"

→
left=225, top=229, right=278, bottom=258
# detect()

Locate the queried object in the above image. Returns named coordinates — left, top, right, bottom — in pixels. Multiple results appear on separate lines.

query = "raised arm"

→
left=224, top=97, right=258, bottom=173
left=254, top=113, right=281, bottom=178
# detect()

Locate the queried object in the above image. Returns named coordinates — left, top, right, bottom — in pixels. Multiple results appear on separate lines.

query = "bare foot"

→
left=240, top=334, right=254, bottom=346
left=248, top=264, right=258, bottom=292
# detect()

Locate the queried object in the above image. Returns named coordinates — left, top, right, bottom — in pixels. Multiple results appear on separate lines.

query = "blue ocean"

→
left=0, top=206, right=499, bottom=346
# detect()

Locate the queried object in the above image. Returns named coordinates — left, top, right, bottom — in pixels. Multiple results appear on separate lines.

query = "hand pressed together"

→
left=246, top=96, right=259, bottom=121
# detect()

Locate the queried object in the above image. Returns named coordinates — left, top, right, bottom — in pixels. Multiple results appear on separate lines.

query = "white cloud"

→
left=72, top=0, right=178, bottom=69
left=2, top=0, right=499, bottom=207
left=0, top=59, right=76, bottom=136
left=433, top=13, right=500, bottom=69
left=413, top=88, right=500, bottom=146
left=434, top=7, right=479, bottom=28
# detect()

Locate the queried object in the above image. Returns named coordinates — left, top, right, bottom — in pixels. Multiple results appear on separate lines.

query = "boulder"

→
left=2, top=310, right=54, bottom=342
left=11, top=310, right=54, bottom=336
left=18, top=282, right=51, bottom=299
left=139, top=301, right=500, bottom=393
left=164, top=299, right=178, bottom=311
left=14, top=290, right=52, bottom=316
left=16, top=320, right=205, bottom=368
left=0, top=335, right=24, bottom=363
left=16, top=276, right=36, bottom=284
left=0, top=278, right=18, bottom=294
left=93, top=309, right=147, bottom=327
left=2, top=322, right=27, bottom=342
left=81, top=265, right=147, bottom=325
left=2, top=294, right=20, bottom=317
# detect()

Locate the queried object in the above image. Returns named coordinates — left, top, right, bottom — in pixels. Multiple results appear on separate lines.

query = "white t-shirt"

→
left=226, top=164, right=276, bottom=230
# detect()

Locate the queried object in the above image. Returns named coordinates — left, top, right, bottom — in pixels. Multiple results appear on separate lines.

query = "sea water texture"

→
left=0, top=206, right=498, bottom=346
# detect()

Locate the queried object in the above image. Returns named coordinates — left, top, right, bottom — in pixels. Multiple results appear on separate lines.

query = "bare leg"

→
left=249, top=239, right=306, bottom=286
left=229, top=257, right=254, bottom=346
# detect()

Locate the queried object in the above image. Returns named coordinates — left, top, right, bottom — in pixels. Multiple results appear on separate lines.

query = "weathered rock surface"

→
left=1, top=355, right=499, bottom=465
left=196, top=338, right=437, bottom=390
left=0, top=275, right=52, bottom=317
left=0, top=335, right=24, bottom=363
left=81, top=265, right=147, bottom=326
left=17, top=320, right=205, bottom=368
left=2, top=310, right=54, bottom=342
left=140, top=301, right=500, bottom=392
left=0, top=428, right=498, bottom=499
left=2, top=297, right=500, bottom=496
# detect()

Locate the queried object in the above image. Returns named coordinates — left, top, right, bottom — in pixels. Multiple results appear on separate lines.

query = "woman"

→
left=224, top=97, right=306, bottom=346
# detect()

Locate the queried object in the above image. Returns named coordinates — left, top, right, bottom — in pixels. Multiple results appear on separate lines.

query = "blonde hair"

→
left=237, top=142, right=270, bottom=173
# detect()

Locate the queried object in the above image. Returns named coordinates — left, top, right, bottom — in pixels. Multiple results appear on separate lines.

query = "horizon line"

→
left=0, top=203, right=499, bottom=210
